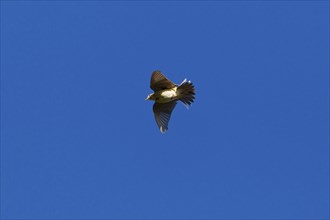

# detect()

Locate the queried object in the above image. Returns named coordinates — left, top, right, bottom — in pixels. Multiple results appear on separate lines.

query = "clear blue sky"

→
left=1, top=1, right=329, bottom=219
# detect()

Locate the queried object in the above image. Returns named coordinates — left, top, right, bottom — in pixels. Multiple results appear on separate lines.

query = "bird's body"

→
left=158, top=89, right=177, bottom=101
left=146, top=70, right=195, bottom=133
left=148, top=88, right=177, bottom=103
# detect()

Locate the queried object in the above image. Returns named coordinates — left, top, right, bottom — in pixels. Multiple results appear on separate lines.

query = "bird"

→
left=145, top=70, right=195, bottom=133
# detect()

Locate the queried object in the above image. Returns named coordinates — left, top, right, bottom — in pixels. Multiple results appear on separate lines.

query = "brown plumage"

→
left=145, top=70, right=195, bottom=133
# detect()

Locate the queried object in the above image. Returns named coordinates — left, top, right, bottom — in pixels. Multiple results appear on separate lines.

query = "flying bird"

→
left=145, top=70, right=195, bottom=133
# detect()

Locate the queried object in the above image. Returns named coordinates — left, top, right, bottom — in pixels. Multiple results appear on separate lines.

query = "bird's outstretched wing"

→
left=150, top=70, right=176, bottom=92
left=153, top=101, right=177, bottom=133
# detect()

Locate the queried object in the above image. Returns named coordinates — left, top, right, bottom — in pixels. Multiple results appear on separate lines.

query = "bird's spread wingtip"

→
left=160, top=127, right=167, bottom=134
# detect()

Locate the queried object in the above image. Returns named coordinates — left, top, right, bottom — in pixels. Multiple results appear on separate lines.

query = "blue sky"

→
left=1, top=1, right=329, bottom=219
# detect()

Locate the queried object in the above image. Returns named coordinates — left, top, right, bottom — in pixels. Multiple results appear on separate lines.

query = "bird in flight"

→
left=145, top=70, right=195, bottom=133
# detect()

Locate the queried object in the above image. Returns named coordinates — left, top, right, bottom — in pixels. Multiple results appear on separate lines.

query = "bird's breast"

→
left=155, top=88, right=178, bottom=103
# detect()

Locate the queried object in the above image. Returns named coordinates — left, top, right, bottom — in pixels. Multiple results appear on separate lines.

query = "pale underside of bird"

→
left=145, top=70, right=195, bottom=133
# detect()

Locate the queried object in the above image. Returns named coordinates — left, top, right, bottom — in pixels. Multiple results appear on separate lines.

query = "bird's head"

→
left=145, top=93, right=155, bottom=101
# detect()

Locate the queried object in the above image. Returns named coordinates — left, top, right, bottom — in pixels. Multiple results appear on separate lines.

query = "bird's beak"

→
left=145, top=96, right=149, bottom=101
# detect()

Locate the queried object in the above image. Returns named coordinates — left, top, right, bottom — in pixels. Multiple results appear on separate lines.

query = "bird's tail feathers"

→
left=177, top=79, right=195, bottom=108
